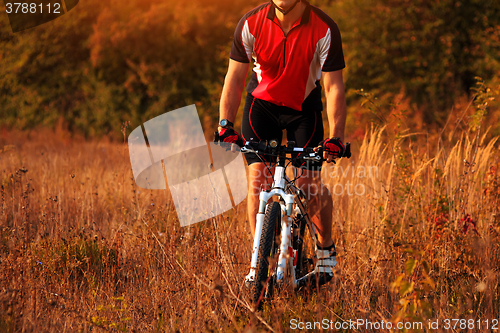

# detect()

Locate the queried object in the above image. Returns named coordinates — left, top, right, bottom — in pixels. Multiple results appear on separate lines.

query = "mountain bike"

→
left=240, top=139, right=351, bottom=309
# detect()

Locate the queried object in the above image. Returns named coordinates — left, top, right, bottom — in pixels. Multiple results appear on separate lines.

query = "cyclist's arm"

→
left=323, top=70, right=346, bottom=142
left=219, top=59, right=250, bottom=130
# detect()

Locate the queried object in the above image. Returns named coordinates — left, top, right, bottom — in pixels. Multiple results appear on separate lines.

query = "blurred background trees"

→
left=330, top=0, right=500, bottom=124
left=1, top=0, right=499, bottom=138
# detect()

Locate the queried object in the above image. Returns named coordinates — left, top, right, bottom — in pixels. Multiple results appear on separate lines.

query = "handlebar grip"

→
left=343, top=143, right=351, bottom=158
left=315, top=145, right=323, bottom=156
left=317, top=146, right=326, bottom=162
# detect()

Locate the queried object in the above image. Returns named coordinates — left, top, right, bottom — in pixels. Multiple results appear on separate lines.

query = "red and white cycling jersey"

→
left=230, top=0, right=345, bottom=111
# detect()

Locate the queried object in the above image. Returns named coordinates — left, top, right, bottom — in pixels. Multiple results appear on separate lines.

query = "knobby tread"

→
left=251, top=202, right=281, bottom=308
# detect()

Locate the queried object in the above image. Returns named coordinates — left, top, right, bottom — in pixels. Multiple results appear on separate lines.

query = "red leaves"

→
left=461, top=214, right=479, bottom=236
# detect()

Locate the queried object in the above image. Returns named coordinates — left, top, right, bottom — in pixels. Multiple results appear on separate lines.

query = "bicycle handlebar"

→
left=240, top=139, right=351, bottom=162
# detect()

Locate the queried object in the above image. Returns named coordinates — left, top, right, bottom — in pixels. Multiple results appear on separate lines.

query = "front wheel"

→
left=251, top=201, right=281, bottom=308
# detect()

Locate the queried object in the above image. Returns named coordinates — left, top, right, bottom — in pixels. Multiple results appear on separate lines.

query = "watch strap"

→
left=219, top=119, right=234, bottom=128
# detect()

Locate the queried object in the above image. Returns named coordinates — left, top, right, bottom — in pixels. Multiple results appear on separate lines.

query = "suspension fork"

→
left=249, top=156, right=295, bottom=282
left=276, top=212, right=292, bottom=282
left=274, top=161, right=295, bottom=282
left=248, top=197, right=267, bottom=281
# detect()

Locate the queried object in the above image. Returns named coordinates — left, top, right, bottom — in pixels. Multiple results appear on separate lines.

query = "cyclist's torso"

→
left=230, top=0, right=345, bottom=111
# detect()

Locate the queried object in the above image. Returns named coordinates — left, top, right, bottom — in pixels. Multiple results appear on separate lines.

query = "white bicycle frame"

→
left=243, top=145, right=321, bottom=288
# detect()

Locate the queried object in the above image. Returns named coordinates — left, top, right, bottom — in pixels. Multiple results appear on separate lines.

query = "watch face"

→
left=220, top=119, right=228, bottom=127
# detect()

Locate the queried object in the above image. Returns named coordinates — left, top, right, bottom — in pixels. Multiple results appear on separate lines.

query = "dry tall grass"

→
left=0, top=122, right=499, bottom=332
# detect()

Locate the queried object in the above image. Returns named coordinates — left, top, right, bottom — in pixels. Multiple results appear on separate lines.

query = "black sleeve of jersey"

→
left=230, top=15, right=250, bottom=63
left=321, top=19, right=346, bottom=72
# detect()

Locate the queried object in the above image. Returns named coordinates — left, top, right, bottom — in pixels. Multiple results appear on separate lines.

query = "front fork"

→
left=276, top=213, right=294, bottom=284
left=247, top=193, right=295, bottom=285
left=247, top=201, right=266, bottom=283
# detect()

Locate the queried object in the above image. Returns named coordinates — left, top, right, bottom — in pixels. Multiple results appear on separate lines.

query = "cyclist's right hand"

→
left=214, top=127, right=244, bottom=148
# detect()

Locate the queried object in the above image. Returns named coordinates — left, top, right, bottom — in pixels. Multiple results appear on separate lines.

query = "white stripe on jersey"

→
left=242, top=20, right=255, bottom=63
left=304, top=28, right=331, bottom=100
left=253, top=60, right=263, bottom=83
left=317, top=28, right=331, bottom=75
left=242, top=20, right=262, bottom=83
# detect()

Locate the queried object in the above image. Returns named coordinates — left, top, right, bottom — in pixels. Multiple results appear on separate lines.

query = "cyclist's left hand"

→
left=214, top=127, right=243, bottom=151
left=317, top=137, right=345, bottom=163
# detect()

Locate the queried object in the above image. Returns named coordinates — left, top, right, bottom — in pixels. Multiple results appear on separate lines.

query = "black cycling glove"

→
left=319, top=137, right=345, bottom=158
left=214, top=128, right=244, bottom=147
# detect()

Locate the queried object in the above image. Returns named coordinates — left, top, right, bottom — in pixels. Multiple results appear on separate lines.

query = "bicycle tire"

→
left=292, top=212, right=316, bottom=287
left=292, top=213, right=307, bottom=278
left=251, top=201, right=281, bottom=308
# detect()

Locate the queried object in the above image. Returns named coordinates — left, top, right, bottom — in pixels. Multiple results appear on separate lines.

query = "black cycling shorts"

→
left=240, top=93, right=324, bottom=171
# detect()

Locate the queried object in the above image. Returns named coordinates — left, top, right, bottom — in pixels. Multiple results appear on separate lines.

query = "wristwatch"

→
left=219, top=119, right=234, bottom=129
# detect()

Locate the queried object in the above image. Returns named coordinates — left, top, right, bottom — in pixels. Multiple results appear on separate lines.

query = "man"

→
left=215, top=0, right=347, bottom=285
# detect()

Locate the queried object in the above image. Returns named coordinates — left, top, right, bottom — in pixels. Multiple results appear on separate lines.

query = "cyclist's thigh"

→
left=241, top=93, right=282, bottom=165
left=284, top=110, right=324, bottom=170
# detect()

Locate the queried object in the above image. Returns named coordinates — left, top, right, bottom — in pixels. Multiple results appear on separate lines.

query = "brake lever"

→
left=317, top=146, right=327, bottom=162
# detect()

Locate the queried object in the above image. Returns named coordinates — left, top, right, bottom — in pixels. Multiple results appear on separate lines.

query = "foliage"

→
left=0, top=114, right=499, bottom=330
left=0, top=0, right=259, bottom=137
left=332, top=0, right=500, bottom=124
left=1, top=0, right=500, bottom=137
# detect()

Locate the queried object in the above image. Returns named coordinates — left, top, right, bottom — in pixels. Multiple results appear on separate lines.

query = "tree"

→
left=332, top=0, right=500, bottom=123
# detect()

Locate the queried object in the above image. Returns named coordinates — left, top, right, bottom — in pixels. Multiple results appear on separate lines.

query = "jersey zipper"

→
left=283, top=36, right=287, bottom=68
left=271, top=18, right=301, bottom=70
left=282, top=25, right=301, bottom=68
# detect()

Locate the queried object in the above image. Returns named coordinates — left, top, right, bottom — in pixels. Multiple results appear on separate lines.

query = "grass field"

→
left=0, top=122, right=499, bottom=332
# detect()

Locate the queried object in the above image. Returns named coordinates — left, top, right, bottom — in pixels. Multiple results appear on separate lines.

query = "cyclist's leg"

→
left=295, top=168, right=337, bottom=286
left=240, top=93, right=282, bottom=235
left=282, top=108, right=333, bottom=247
left=247, top=163, right=274, bottom=236
left=284, top=108, right=337, bottom=285
left=295, top=169, right=334, bottom=248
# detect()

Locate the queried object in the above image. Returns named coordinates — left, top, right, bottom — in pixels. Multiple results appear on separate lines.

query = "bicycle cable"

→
left=294, top=160, right=305, bottom=180
left=255, top=151, right=276, bottom=190
left=247, top=142, right=319, bottom=190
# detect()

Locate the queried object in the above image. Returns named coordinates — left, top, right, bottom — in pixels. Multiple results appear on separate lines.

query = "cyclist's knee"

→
left=248, top=162, right=273, bottom=195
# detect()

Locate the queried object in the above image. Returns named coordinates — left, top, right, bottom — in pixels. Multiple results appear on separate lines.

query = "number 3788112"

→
left=5, top=3, right=61, bottom=14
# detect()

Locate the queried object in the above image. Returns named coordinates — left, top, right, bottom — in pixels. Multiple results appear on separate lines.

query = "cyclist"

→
left=215, top=0, right=347, bottom=287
